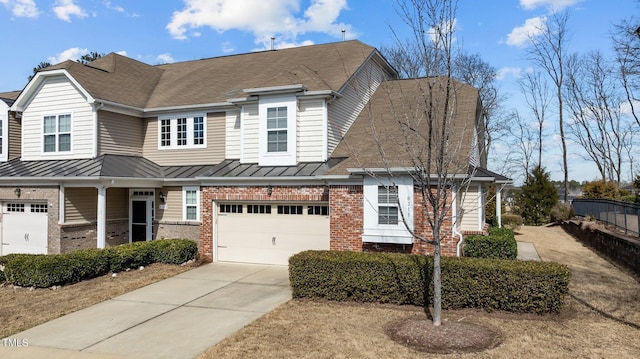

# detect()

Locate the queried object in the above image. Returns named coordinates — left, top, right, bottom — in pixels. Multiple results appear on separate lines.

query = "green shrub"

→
left=290, top=250, right=571, bottom=313
left=0, top=239, right=198, bottom=288
left=463, top=227, right=517, bottom=260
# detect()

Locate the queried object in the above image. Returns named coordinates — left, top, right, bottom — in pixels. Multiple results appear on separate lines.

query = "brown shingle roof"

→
left=327, top=77, right=481, bottom=176
left=0, top=90, right=21, bottom=106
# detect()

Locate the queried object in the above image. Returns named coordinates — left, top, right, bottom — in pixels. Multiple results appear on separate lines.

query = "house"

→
left=0, top=40, right=510, bottom=263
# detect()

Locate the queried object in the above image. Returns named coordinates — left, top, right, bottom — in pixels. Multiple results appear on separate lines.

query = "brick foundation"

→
left=155, top=221, right=201, bottom=244
left=60, top=219, right=130, bottom=252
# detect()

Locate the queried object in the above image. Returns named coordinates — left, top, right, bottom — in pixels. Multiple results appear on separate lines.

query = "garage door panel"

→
left=216, top=204, right=329, bottom=265
left=1, top=203, right=48, bottom=255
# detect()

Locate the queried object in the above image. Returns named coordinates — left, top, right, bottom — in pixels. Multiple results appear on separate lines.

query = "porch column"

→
left=97, top=186, right=106, bottom=249
left=496, top=187, right=502, bottom=228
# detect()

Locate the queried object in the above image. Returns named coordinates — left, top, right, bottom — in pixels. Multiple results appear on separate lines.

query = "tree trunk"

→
left=432, top=234, right=442, bottom=326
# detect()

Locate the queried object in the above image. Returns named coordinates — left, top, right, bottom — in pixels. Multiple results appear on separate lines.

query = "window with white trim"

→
left=43, top=114, right=71, bottom=153
left=183, top=187, right=200, bottom=221
left=258, top=96, right=296, bottom=166
left=158, top=115, right=206, bottom=149
left=378, top=186, right=399, bottom=225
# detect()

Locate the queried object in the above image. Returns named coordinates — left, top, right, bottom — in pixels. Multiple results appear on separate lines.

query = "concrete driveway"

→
left=0, top=262, right=291, bottom=359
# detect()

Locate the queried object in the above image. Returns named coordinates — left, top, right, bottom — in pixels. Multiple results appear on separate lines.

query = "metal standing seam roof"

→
left=0, top=156, right=345, bottom=180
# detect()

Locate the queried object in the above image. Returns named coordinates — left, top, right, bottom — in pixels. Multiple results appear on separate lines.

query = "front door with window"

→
left=130, top=191, right=154, bottom=242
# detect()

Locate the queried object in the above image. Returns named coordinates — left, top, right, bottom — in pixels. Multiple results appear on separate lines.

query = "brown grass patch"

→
left=0, top=262, right=197, bottom=338
left=199, top=226, right=640, bottom=358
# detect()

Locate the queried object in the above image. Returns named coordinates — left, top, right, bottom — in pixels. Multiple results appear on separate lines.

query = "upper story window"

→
left=43, top=114, right=71, bottom=153
left=267, top=107, right=287, bottom=152
left=378, top=186, right=399, bottom=225
left=158, top=114, right=206, bottom=150
left=258, top=96, right=296, bottom=166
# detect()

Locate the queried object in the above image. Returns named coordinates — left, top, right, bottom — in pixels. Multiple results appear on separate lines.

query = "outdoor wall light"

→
left=14, top=188, right=21, bottom=198
left=267, top=185, right=273, bottom=196
left=158, top=192, right=166, bottom=203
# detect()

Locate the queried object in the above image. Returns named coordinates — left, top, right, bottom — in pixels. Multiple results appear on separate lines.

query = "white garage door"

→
left=216, top=203, right=330, bottom=265
left=1, top=202, right=49, bottom=255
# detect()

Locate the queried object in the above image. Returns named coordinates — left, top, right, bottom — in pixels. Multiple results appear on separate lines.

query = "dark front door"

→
left=131, top=200, right=147, bottom=242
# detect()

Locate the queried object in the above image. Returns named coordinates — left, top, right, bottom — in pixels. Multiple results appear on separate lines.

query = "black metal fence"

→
left=572, top=198, right=640, bottom=237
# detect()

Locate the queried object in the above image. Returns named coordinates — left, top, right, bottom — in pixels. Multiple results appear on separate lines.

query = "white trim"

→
left=96, top=186, right=107, bottom=249
left=59, top=185, right=65, bottom=224
left=182, top=186, right=200, bottom=222
left=496, top=188, right=502, bottom=228
left=0, top=103, right=7, bottom=162
left=321, top=99, right=328, bottom=161
left=239, top=105, right=246, bottom=164
left=477, top=184, right=483, bottom=231
left=258, top=95, right=297, bottom=166
left=212, top=200, right=218, bottom=262
left=12, top=69, right=95, bottom=112
left=129, top=189, right=155, bottom=242
left=362, top=176, right=414, bottom=244
left=157, top=113, right=207, bottom=150
left=41, top=112, right=73, bottom=155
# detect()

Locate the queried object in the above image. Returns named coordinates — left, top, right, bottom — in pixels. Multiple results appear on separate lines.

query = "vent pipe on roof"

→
left=271, top=37, right=275, bottom=50
left=342, top=29, right=345, bottom=41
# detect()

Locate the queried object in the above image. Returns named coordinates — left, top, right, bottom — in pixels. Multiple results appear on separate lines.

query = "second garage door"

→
left=216, top=203, right=330, bottom=265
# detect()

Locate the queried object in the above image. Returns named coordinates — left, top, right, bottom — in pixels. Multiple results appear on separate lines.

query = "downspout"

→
left=452, top=185, right=464, bottom=257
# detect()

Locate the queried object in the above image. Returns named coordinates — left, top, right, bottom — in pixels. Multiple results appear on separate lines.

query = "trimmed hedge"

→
left=463, top=227, right=518, bottom=259
left=289, top=250, right=571, bottom=313
left=0, top=239, right=197, bottom=288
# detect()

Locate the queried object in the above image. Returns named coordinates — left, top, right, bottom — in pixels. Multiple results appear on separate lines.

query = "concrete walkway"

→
left=0, top=262, right=291, bottom=359
left=517, top=241, right=541, bottom=261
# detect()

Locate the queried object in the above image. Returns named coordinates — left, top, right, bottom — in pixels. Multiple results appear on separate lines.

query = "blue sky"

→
left=0, top=0, right=637, bottom=182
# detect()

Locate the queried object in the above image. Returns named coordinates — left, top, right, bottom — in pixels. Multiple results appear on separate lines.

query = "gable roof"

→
left=327, top=77, right=482, bottom=176
left=26, top=40, right=390, bottom=111
left=0, top=91, right=20, bottom=107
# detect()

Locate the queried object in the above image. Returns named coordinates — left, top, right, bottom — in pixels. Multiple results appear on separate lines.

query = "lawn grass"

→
left=0, top=262, right=194, bottom=338
left=198, top=225, right=640, bottom=358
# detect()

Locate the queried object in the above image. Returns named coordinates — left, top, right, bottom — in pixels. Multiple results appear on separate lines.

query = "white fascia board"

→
left=12, top=69, right=94, bottom=112
left=196, top=176, right=325, bottom=186
left=143, top=102, right=236, bottom=116
left=348, top=167, right=469, bottom=179
left=243, top=84, right=306, bottom=95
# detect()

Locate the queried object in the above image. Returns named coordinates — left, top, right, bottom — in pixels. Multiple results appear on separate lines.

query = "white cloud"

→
left=53, top=0, right=87, bottom=22
left=496, top=67, right=523, bottom=80
left=221, top=41, right=235, bottom=53
left=116, top=50, right=127, bottom=56
left=156, top=53, right=175, bottom=64
left=48, top=47, right=89, bottom=64
left=166, top=0, right=353, bottom=49
left=506, top=16, right=546, bottom=47
left=520, top=0, right=581, bottom=11
left=103, top=0, right=124, bottom=13
left=0, top=0, right=39, bottom=18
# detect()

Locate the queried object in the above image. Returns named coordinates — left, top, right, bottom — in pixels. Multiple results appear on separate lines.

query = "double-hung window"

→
left=159, top=115, right=206, bottom=149
left=267, top=107, right=287, bottom=152
left=43, top=114, right=71, bottom=153
left=183, top=187, right=200, bottom=221
left=378, top=185, right=399, bottom=225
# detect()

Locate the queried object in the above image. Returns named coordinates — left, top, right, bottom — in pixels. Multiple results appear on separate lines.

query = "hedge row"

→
left=463, top=227, right=518, bottom=259
left=0, top=239, right=197, bottom=288
left=289, top=250, right=571, bottom=313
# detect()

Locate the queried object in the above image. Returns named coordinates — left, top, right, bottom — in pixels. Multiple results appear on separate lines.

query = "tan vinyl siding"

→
left=107, top=188, right=128, bottom=220
left=65, top=187, right=98, bottom=223
left=327, top=60, right=389, bottom=156
left=142, top=112, right=225, bottom=166
left=21, top=76, right=94, bottom=160
left=460, top=184, right=481, bottom=231
left=241, top=104, right=259, bottom=163
left=156, top=187, right=182, bottom=221
left=225, top=109, right=241, bottom=159
left=297, top=98, right=326, bottom=162
left=98, top=111, right=143, bottom=156
left=8, top=112, right=21, bottom=160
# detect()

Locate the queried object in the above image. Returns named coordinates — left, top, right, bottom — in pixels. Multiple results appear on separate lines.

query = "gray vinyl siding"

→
left=98, top=111, right=143, bottom=156
left=142, top=112, right=225, bottom=166
left=327, top=60, right=390, bottom=156
left=65, top=187, right=98, bottom=223
left=107, top=188, right=128, bottom=220
left=297, top=98, right=326, bottom=162
left=225, top=109, right=241, bottom=159
left=241, top=104, right=259, bottom=163
left=156, top=186, right=182, bottom=221
left=21, top=76, right=94, bottom=160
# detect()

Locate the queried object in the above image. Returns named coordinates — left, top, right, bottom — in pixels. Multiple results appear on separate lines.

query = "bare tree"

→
left=612, top=17, right=640, bottom=127
left=518, top=71, right=551, bottom=167
left=526, top=11, right=570, bottom=202
left=564, top=51, right=627, bottom=184
left=505, top=110, right=537, bottom=178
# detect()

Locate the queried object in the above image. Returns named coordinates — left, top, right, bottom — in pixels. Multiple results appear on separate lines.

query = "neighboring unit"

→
left=0, top=41, right=510, bottom=263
